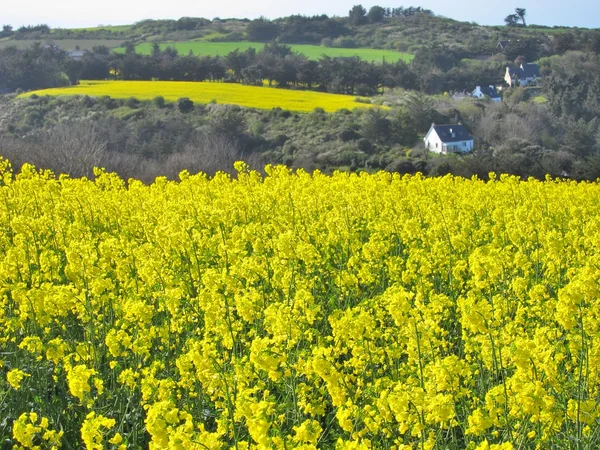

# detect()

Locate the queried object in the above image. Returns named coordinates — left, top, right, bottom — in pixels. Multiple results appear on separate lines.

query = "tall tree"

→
left=367, top=6, right=387, bottom=23
left=246, top=17, right=279, bottom=41
left=515, top=8, right=527, bottom=26
left=504, top=13, right=519, bottom=27
left=348, top=5, right=368, bottom=26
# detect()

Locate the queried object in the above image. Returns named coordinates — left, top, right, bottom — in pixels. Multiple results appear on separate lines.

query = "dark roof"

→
left=431, top=124, right=473, bottom=143
left=478, top=86, right=501, bottom=98
left=507, top=64, right=540, bottom=79
left=521, top=63, right=540, bottom=78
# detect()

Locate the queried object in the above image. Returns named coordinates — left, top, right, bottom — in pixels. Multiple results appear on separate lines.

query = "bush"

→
left=153, top=96, right=166, bottom=108
left=177, top=97, right=194, bottom=113
left=332, top=36, right=357, bottom=48
left=357, top=138, right=373, bottom=153
left=339, top=129, right=361, bottom=142
left=125, top=97, right=140, bottom=108
left=385, top=158, right=417, bottom=174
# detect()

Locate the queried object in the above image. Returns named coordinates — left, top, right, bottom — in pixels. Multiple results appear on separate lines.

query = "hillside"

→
left=2, top=10, right=597, bottom=59
left=1, top=8, right=599, bottom=183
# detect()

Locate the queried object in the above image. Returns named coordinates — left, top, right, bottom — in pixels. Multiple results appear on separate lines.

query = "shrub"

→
left=357, top=138, right=373, bottom=153
left=153, top=96, right=166, bottom=108
left=125, top=97, right=140, bottom=108
left=177, top=97, right=194, bottom=113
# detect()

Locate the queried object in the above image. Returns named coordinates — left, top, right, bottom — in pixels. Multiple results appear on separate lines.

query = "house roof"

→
left=477, top=85, right=501, bottom=98
left=430, top=124, right=473, bottom=143
left=521, top=63, right=540, bottom=78
left=507, top=63, right=540, bottom=79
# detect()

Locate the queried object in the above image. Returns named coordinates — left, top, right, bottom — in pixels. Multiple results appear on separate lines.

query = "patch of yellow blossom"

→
left=1, top=158, right=600, bottom=448
left=12, top=412, right=63, bottom=449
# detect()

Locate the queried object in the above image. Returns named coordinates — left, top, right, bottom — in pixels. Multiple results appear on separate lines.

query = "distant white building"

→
left=473, top=85, right=501, bottom=102
left=67, top=50, right=85, bottom=61
left=424, top=123, right=474, bottom=154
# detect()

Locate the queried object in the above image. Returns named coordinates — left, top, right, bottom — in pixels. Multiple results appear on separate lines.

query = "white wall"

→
left=424, top=129, right=473, bottom=153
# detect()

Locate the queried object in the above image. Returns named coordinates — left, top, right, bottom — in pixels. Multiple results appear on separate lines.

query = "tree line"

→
left=0, top=41, right=509, bottom=96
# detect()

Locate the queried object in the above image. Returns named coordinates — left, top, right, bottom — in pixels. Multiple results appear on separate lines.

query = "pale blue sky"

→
left=3, top=0, right=598, bottom=29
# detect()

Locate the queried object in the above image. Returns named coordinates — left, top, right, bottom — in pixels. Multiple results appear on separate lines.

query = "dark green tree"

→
left=348, top=5, right=368, bottom=26
left=246, top=18, right=279, bottom=41
left=504, top=13, right=520, bottom=27
left=515, top=8, right=527, bottom=26
left=367, top=6, right=387, bottom=23
left=177, top=97, right=194, bottom=113
left=360, top=109, right=391, bottom=143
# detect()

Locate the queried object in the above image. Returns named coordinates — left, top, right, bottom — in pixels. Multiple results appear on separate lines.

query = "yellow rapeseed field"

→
left=19, top=80, right=372, bottom=113
left=2, top=158, right=600, bottom=449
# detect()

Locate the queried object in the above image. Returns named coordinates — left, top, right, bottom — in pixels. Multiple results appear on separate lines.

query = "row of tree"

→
left=348, top=4, right=433, bottom=26
left=0, top=41, right=508, bottom=95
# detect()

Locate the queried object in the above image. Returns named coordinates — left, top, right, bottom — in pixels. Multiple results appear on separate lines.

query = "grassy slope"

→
left=114, top=41, right=413, bottom=63
left=19, top=80, right=373, bottom=113
left=58, top=25, right=133, bottom=32
left=0, top=39, right=124, bottom=50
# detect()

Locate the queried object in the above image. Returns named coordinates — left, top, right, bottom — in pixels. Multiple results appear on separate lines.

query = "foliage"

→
left=504, top=8, right=526, bottom=27
left=0, top=43, right=68, bottom=91
left=177, top=97, right=194, bottom=113
left=348, top=5, right=368, bottom=26
left=246, top=18, right=280, bottom=42
left=2, top=162, right=600, bottom=449
left=19, top=80, right=374, bottom=113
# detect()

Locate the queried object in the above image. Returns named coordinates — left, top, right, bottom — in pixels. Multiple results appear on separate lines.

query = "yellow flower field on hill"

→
left=1, top=158, right=600, bottom=449
left=19, top=80, right=373, bottom=113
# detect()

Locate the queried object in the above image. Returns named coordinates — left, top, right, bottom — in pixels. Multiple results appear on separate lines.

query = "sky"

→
left=2, top=0, right=598, bottom=29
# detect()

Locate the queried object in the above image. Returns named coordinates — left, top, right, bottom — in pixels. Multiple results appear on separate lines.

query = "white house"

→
left=505, top=63, right=540, bottom=87
left=473, top=85, right=501, bottom=102
left=424, top=123, right=474, bottom=154
left=67, top=50, right=85, bottom=61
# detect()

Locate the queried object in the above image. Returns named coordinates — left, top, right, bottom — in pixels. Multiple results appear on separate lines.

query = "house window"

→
left=463, top=142, right=466, bottom=147
left=435, top=143, right=438, bottom=148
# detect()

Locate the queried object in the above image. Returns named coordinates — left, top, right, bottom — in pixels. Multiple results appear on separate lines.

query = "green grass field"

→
left=523, top=26, right=582, bottom=34
left=115, top=41, right=414, bottom=63
left=19, top=80, right=374, bottom=113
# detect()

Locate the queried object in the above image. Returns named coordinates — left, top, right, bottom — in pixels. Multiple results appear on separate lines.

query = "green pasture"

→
left=115, top=41, right=414, bottom=63
left=57, top=24, right=133, bottom=32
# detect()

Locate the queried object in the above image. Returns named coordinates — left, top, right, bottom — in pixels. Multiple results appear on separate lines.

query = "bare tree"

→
left=162, top=133, right=262, bottom=179
left=0, top=121, right=107, bottom=178
left=1, top=122, right=262, bottom=182
left=41, top=122, right=108, bottom=178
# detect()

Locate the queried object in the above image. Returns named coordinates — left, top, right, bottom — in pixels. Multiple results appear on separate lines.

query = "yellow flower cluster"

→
left=1, top=157, right=600, bottom=449
left=12, top=412, right=63, bottom=449
left=19, top=80, right=373, bottom=113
